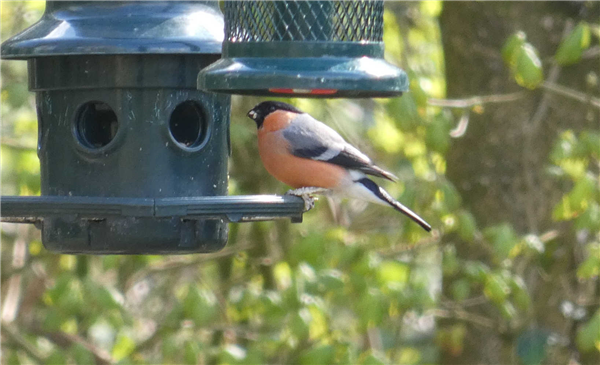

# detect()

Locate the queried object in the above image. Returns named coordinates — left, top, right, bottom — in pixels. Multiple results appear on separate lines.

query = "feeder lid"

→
left=1, top=1, right=224, bottom=59
left=197, top=1, right=408, bottom=98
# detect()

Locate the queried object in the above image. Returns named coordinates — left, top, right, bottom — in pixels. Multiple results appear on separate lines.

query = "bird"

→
left=247, top=101, right=432, bottom=232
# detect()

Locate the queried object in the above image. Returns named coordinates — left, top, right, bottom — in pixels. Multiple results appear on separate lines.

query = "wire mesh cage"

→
left=225, top=1, right=383, bottom=43
left=198, top=0, right=408, bottom=98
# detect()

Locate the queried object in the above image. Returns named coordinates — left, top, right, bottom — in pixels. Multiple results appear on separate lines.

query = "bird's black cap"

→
left=247, top=101, right=302, bottom=128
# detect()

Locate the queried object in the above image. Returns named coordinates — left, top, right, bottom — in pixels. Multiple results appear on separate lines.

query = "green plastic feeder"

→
left=198, top=1, right=409, bottom=98
left=0, top=1, right=304, bottom=254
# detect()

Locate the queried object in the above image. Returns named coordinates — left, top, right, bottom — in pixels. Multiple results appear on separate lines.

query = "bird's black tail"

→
left=358, top=178, right=432, bottom=232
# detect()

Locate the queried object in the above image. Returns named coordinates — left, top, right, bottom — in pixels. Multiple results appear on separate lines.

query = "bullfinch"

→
left=247, top=101, right=432, bottom=232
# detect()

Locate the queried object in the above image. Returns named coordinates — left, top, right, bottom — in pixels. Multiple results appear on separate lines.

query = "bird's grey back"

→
left=282, top=113, right=347, bottom=151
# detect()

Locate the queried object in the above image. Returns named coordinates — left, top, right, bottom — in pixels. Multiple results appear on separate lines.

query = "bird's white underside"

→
left=333, top=170, right=389, bottom=207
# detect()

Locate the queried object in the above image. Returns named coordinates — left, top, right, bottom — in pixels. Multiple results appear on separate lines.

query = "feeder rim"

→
left=0, top=195, right=306, bottom=224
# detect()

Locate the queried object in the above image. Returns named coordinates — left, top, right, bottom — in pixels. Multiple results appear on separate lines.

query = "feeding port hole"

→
left=169, top=101, right=208, bottom=149
left=75, top=101, right=119, bottom=149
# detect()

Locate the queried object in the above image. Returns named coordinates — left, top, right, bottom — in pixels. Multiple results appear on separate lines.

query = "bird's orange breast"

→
left=257, top=129, right=347, bottom=189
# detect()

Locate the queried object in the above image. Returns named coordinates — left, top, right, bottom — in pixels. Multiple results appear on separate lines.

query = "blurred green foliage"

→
left=1, top=1, right=599, bottom=365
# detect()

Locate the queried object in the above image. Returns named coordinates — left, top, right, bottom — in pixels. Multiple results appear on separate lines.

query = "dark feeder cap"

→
left=198, top=1, right=408, bottom=98
left=1, top=1, right=224, bottom=59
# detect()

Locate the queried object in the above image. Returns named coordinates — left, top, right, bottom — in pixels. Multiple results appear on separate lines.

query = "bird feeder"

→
left=0, top=1, right=304, bottom=254
left=198, top=0, right=408, bottom=98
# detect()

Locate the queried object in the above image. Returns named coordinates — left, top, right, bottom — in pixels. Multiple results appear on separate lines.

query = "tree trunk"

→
left=440, top=2, right=599, bottom=364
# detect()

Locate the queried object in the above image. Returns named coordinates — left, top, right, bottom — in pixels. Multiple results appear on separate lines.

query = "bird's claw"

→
left=300, top=195, right=316, bottom=211
left=286, top=187, right=330, bottom=212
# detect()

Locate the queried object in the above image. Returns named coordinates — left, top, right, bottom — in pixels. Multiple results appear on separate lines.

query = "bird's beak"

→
left=247, top=110, right=257, bottom=120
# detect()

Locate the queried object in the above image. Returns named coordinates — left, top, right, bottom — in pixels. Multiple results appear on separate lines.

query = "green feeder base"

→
left=198, top=55, right=408, bottom=98
left=1, top=195, right=305, bottom=254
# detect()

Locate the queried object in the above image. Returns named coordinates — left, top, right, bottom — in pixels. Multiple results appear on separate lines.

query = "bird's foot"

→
left=286, top=187, right=331, bottom=212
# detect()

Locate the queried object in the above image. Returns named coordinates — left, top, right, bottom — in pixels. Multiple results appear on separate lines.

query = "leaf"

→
left=440, top=181, right=462, bottom=211
left=581, top=131, right=600, bottom=159
left=510, top=277, right=531, bottom=311
left=442, top=246, right=460, bottom=276
left=46, top=350, right=67, bottom=365
left=458, top=210, right=477, bottom=242
left=502, top=31, right=527, bottom=66
left=361, top=352, right=389, bottom=365
left=358, top=289, right=386, bottom=327
left=183, top=286, right=218, bottom=326
left=260, top=291, right=286, bottom=325
left=83, top=279, right=122, bottom=311
left=184, top=341, right=201, bottom=365
left=397, top=347, right=422, bottom=364
left=161, top=336, right=177, bottom=362
left=550, top=130, right=577, bottom=161
left=377, top=261, right=410, bottom=287
left=553, top=196, right=575, bottom=221
left=576, top=310, right=600, bottom=352
left=568, top=174, right=596, bottom=209
left=449, top=325, right=467, bottom=356
left=368, top=115, right=404, bottom=154
left=420, top=1, right=443, bottom=18
left=576, top=202, right=600, bottom=231
left=317, top=269, right=346, bottom=292
left=484, top=224, right=519, bottom=261
left=308, top=305, right=328, bottom=340
left=289, top=233, right=326, bottom=268
left=242, top=345, right=265, bottom=365
left=3, top=83, right=30, bottom=109
left=484, top=274, right=511, bottom=304
left=70, top=344, right=94, bottom=365
left=499, top=302, right=517, bottom=320
left=463, top=261, right=490, bottom=283
left=290, top=308, right=311, bottom=339
left=273, top=262, right=293, bottom=290
left=555, top=22, right=591, bottom=66
left=388, top=93, right=422, bottom=131
left=111, top=332, right=135, bottom=361
left=577, top=243, right=600, bottom=280
left=43, top=309, right=64, bottom=331
left=451, top=279, right=471, bottom=302
left=425, top=114, right=453, bottom=154
left=554, top=173, right=597, bottom=221
left=46, top=274, right=84, bottom=315
left=513, top=44, right=544, bottom=90
left=299, top=345, right=335, bottom=365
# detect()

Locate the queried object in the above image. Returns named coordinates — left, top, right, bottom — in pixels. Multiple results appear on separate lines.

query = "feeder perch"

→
left=1, top=1, right=304, bottom=254
left=198, top=0, right=408, bottom=98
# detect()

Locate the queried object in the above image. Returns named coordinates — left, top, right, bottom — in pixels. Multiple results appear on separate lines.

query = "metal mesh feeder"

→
left=0, top=1, right=305, bottom=255
left=198, top=0, right=408, bottom=98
